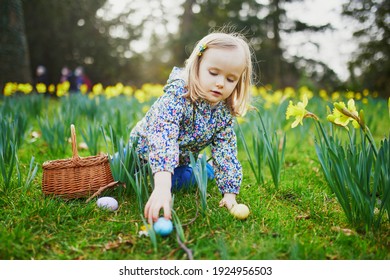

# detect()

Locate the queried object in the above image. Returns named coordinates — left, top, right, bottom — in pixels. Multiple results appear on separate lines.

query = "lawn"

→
left=0, top=89, right=389, bottom=260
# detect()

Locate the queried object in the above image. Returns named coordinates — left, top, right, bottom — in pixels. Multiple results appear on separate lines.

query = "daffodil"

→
left=138, top=225, right=151, bottom=237
left=92, top=83, right=103, bottom=95
left=331, top=91, right=340, bottom=101
left=251, top=86, right=259, bottom=97
left=258, top=86, right=268, bottom=98
left=286, top=95, right=310, bottom=128
left=80, top=84, right=88, bottom=94
left=298, top=86, right=313, bottom=100
left=346, top=91, right=354, bottom=99
left=134, top=89, right=146, bottom=103
left=319, top=89, right=328, bottom=100
left=123, top=86, right=133, bottom=96
left=48, top=84, right=55, bottom=94
left=327, top=108, right=353, bottom=129
left=327, top=99, right=361, bottom=129
left=104, top=85, right=115, bottom=99
left=36, top=83, right=47, bottom=93
left=264, top=90, right=284, bottom=109
left=283, top=87, right=296, bottom=98
left=56, top=81, right=69, bottom=97
left=3, top=82, right=17, bottom=96
left=18, top=83, right=33, bottom=94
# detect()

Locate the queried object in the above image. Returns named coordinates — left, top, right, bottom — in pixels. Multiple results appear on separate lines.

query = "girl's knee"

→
left=172, top=163, right=214, bottom=191
left=172, top=165, right=195, bottom=191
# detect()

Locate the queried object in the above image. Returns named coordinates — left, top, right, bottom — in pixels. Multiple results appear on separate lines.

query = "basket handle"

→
left=71, top=124, right=80, bottom=161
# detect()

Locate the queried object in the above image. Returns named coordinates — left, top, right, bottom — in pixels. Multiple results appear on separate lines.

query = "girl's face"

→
left=198, top=46, right=246, bottom=106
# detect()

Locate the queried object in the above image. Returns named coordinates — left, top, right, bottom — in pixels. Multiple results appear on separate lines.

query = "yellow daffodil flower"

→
left=3, top=82, right=17, bottom=96
left=48, top=84, right=55, bottom=94
left=250, top=86, right=259, bottom=97
left=264, top=90, right=284, bottom=109
left=346, top=91, right=355, bottom=99
left=134, top=89, right=146, bottom=103
left=327, top=99, right=361, bottom=129
left=286, top=95, right=308, bottom=128
left=56, top=81, right=70, bottom=97
left=331, top=91, right=340, bottom=101
left=283, top=87, right=296, bottom=98
left=80, top=84, right=88, bottom=94
left=18, top=83, right=33, bottom=94
left=123, top=86, right=133, bottom=96
left=93, top=83, right=103, bottom=95
left=138, top=224, right=152, bottom=237
left=319, top=89, right=328, bottom=100
left=36, top=83, right=47, bottom=94
left=298, top=86, right=313, bottom=100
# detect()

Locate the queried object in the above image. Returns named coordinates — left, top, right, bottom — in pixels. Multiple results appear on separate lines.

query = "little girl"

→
left=129, top=31, right=254, bottom=223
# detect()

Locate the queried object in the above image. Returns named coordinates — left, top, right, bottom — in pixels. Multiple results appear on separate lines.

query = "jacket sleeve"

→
left=210, top=118, right=242, bottom=194
left=146, top=80, right=185, bottom=174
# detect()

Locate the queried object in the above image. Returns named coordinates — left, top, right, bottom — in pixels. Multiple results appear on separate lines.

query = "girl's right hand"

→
left=144, top=171, right=172, bottom=223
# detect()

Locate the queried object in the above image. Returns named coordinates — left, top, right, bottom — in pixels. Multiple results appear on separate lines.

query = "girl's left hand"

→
left=219, top=193, right=237, bottom=210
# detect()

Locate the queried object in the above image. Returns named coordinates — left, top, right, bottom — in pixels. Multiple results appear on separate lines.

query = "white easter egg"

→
left=96, top=196, right=118, bottom=211
left=230, top=204, right=250, bottom=220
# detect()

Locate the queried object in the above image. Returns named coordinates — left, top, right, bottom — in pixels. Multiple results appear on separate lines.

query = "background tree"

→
left=0, top=0, right=32, bottom=90
left=168, top=0, right=338, bottom=89
left=343, top=0, right=390, bottom=97
left=2, top=0, right=387, bottom=95
left=22, top=0, right=145, bottom=86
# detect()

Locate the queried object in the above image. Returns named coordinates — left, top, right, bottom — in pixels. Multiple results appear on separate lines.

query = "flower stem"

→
left=363, top=126, right=378, bottom=157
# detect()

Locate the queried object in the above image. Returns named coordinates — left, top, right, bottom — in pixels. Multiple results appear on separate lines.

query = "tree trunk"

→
left=0, top=0, right=32, bottom=91
left=271, top=0, right=282, bottom=88
left=179, top=0, right=196, bottom=62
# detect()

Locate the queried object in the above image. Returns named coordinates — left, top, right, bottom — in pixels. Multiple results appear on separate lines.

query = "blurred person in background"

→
left=60, top=66, right=77, bottom=92
left=34, top=65, right=49, bottom=86
left=74, top=66, right=92, bottom=91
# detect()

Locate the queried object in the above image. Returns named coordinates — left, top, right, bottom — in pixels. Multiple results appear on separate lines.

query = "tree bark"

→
left=271, top=0, right=282, bottom=88
left=0, top=0, right=32, bottom=90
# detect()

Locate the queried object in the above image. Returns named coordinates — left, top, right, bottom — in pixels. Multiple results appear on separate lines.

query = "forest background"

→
left=0, top=0, right=389, bottom=98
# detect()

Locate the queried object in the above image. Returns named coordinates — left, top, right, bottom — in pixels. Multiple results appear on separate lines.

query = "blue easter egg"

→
left=153, top=217, right=173, bottom=237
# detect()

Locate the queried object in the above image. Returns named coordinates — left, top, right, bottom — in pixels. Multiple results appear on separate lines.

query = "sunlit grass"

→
left=0, top=87, right=389, bottom=260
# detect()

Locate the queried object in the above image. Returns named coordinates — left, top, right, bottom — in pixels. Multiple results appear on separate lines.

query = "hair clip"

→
left=197, top=44, right=207, bottom=56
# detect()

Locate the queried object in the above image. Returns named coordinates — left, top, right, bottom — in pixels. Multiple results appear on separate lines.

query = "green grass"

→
left=0, top=94, right=389, bottom=260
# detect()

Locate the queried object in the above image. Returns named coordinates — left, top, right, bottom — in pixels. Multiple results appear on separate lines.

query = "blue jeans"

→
left=171, top=163, right=215, bottom=191
left=112, top=150, right=214, bottom=191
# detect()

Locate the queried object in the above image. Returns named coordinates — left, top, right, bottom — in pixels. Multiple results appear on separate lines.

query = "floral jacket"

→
left=130, top=67, right=242, bottom=194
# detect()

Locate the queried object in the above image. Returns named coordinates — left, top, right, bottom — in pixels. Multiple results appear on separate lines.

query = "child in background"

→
left=74, top=66, right=92, bottom=91
left=129, top=31, right=254, bottom=223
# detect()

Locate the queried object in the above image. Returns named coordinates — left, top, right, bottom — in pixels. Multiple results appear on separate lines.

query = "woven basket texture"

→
left=42, top=125, right=114, bottom=199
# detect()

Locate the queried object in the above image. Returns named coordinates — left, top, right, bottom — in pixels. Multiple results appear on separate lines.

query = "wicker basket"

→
left=42, top=124, right=116, bottom=199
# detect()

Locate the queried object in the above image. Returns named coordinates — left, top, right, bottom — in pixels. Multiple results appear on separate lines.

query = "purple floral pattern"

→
left=130, top=67, right=242, bottom=194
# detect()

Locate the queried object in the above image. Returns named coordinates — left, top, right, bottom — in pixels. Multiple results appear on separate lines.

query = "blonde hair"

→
left=184, top=32, right=253, bottom=117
